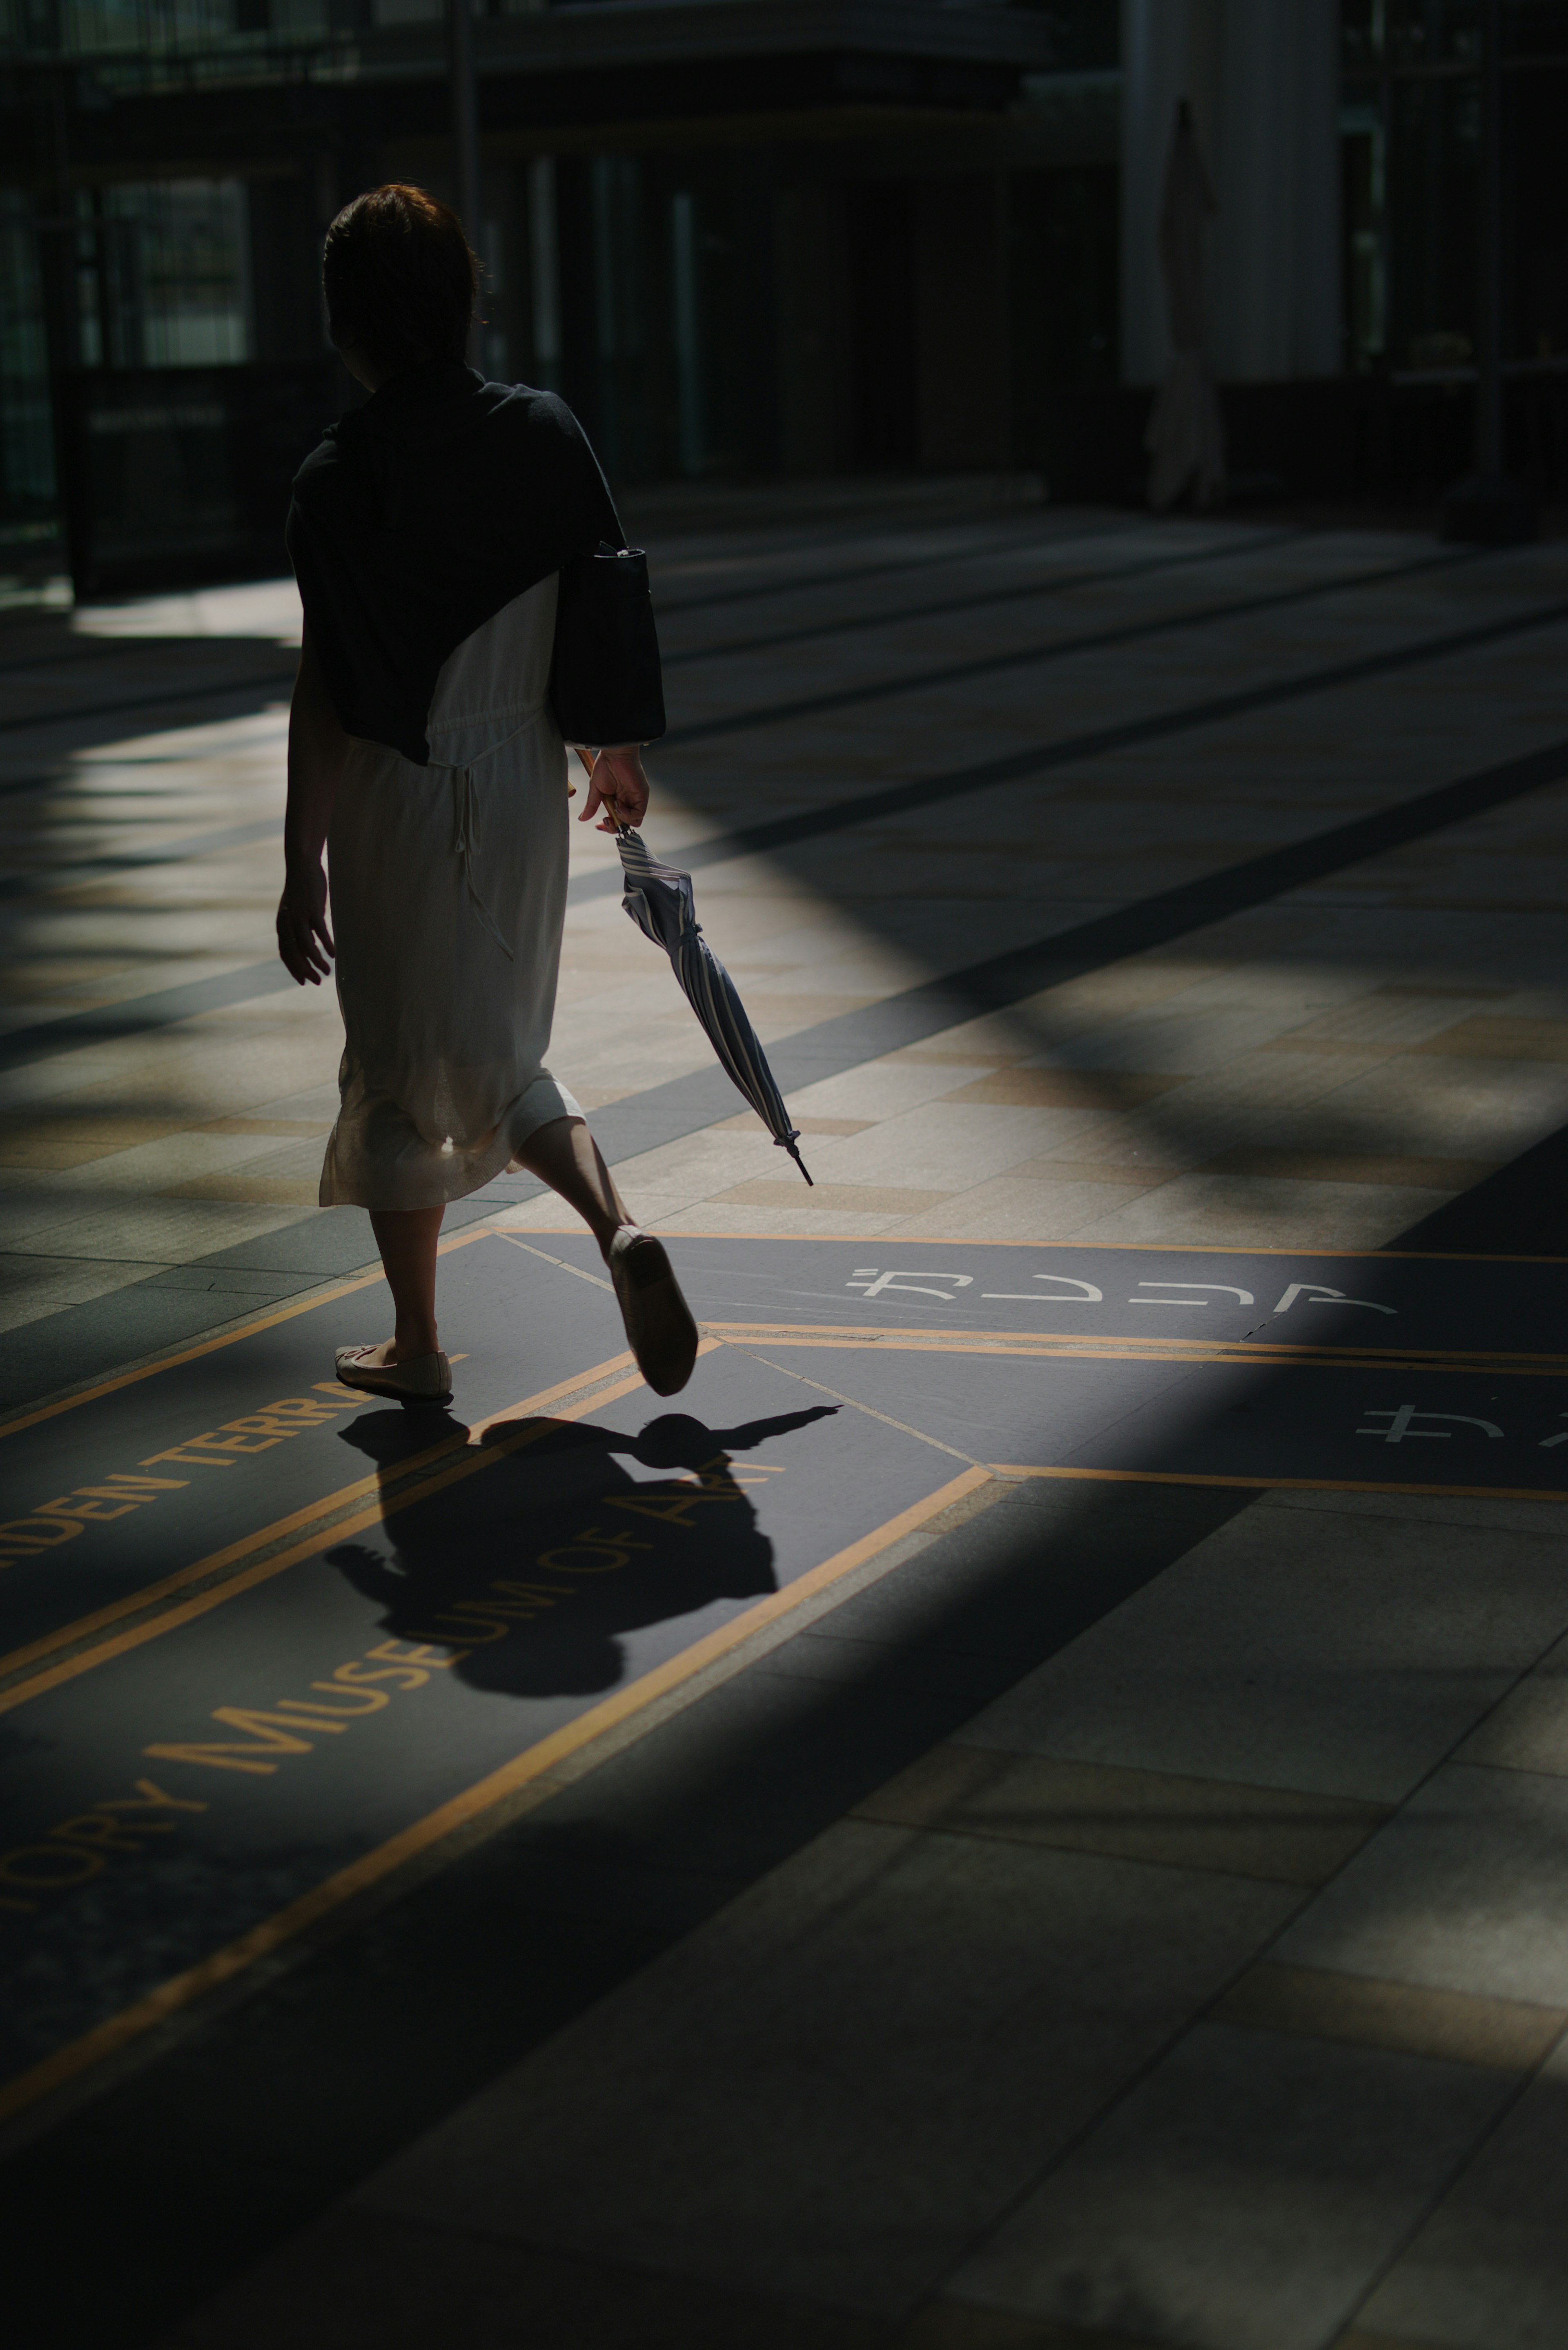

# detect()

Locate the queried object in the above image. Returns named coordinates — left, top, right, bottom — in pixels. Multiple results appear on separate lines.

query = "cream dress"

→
left=320, top=573, right=582, bottom=1210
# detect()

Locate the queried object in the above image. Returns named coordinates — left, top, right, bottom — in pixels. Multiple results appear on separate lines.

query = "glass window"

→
left=100, top=179, right=253, bottom=366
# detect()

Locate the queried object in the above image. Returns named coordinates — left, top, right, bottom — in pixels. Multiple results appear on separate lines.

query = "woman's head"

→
left=323, top=184, right=478, bottom=381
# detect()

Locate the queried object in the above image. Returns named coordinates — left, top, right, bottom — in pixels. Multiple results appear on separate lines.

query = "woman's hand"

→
left=579, top=745, right=650, bottom=832
left=276, top=854, right=336, bottom=985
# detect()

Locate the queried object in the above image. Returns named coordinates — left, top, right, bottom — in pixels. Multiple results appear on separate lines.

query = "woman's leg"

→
left=366, top=1204, right=445, bottom=1363
left=516, top=1116, right=696, bottom=1394
left=512, top=1115, right=631, bottom=1257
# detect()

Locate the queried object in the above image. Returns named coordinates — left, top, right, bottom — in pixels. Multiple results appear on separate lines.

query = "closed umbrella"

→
left=1146, top=98, right=1226, bottom=512
left=575, top=752, right=813, bottom=1183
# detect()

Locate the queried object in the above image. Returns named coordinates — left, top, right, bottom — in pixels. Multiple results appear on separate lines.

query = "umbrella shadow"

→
left=325, top=1402, right=837, bottom=1698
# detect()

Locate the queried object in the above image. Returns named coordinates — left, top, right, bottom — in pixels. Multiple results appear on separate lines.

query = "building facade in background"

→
left=1, top=0, right=1565, bottom=595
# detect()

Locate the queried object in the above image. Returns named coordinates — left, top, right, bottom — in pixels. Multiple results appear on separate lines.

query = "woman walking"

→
left=276, top=183, right=697, bottom=1408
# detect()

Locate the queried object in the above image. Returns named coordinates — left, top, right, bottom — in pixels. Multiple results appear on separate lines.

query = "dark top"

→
left=286, top=361, right=624, bottom=765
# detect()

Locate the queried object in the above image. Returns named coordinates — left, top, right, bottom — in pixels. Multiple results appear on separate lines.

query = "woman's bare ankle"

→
left=389, top=1331, right=438, bottom=1363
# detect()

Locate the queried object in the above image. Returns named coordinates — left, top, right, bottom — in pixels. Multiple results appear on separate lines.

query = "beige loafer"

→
left=334, top=1345, right=454, bottom=1407
left=608, top=1228, right=698, bottom=1396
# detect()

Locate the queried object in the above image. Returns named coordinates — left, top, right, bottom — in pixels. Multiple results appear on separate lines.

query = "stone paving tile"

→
left=1265, top=1489, right=1568, bottom=1540
left=1453, top=1628, right=1568, bottom=1777
left=1202, top=1147, right=1497, bottom=1188
left=0, top=1248, right=163, bottom=1335
left=8, top=1192, right=313, bottom=1264
left=717, top=1177, right=957, bottom=1219
left=956, top=1499, right=1568, bottom=1805
left=789, top=1058, right=1006, bottom=1122
left=1067, top=1171, right=1451, bottom=1249
left=1209, top=1959, right=1567, bottom=2073
left=160, top=2209, right=891, bottom=2350
left=1349, top=2033, right=1568, bottom=2350
left=943, top=2023, right=1515, bottom=2350
left=856, top=1746, right=1390, bottom=1886
left=815, top=1103, right=1098, bottom=1191
left=884, top=1174, right=1173, bottom=1243
left=656, top=1200, right=903, bottom=1239
left=899, top=2310, right=1167, bottom=2349
left=349, top=1819, right=1298, bottom=2317
left=1276, top=1764, right=1568, bottom=2008
left=1291, top=1057, right=1568, bottom=1157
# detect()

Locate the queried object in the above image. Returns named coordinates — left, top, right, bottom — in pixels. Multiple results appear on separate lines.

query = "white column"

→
left=1120, top=0, right=1341, bottom=387
left=1120, top=0, right=1195, bottom=387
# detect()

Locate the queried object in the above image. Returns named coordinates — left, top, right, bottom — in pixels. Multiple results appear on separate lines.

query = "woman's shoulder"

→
left=290, top=418, right=351, bottom=510
left=477, top=379, right=587, bottom=445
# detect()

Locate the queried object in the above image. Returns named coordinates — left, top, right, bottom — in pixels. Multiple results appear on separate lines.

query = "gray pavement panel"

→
left=0, top=1342, right=936, bottom=2100
left=1392, top=1115, right=1568, bottom=1260
left=650, top=512, right=1127, bottom=616
left=661, top=585, right=1568, bottom=750
left=0, top=958, right=298, bottom=1077
left=635, top=1232, right=1560, bottom=1351
left=0, top=1236, right=637, bottom=1663
left=550, top=1230, right=1568, bottom=1497
left=0, top=1474, right=1247, bottom=2350
left=660, top=524, right=1312, bottom=664
left=0, top=664, right=298, bottom=738
left=0, top=530, right=1336, bottom=903
left=0, top=511, right=1102, bottom=737
left=0, top=816, right=282, bottom=899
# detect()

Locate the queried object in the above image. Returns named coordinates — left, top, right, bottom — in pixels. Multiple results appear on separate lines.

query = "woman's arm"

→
left=276, top=625, right=349, bottom=985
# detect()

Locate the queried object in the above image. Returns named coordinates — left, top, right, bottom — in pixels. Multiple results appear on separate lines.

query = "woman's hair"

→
left=322, top=184, right=479, bottom=375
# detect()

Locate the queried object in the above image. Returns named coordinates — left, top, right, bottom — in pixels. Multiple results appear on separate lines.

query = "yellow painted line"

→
left=0, top=1351, right=650, bottom=1716
left=571, top=1229, right=1568, bottom=1264
left=0, top=1222, right=499, bottom=1445
left=5, top=1222, right=1555, bottom=1449
left=0, top=1461, right=989, bottom=2127
left=993, top=1465, right=1568, bottom=1503
left=702, top=1323, right=1568, bottom=1375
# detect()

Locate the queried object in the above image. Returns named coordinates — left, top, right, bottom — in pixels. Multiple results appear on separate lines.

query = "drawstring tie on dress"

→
left=449, top=764, right=514, bottom=961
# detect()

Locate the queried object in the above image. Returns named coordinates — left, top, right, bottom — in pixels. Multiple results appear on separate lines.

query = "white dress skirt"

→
left=319, top=573, right=583, bottom=1211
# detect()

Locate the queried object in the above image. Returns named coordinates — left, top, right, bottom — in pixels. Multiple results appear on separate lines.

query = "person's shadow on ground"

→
left=325, top=1403, right=837, bottom=1697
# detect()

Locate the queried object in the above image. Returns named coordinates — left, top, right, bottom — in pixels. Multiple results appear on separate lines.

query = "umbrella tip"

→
left=783, top=1135, right=814, bottom=1186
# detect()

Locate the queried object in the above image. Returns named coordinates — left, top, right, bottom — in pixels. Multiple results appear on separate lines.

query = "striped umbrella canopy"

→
left=607, top=816, right=813, bottom=1185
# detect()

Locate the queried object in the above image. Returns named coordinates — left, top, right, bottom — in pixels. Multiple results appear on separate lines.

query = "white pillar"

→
left=1121, top=0, right=1341, bottom=387
left=1120, top=0, right=1194, bottom=387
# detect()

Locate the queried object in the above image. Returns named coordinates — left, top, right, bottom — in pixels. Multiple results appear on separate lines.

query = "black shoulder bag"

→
left=549, top=541, right=666, bottom=745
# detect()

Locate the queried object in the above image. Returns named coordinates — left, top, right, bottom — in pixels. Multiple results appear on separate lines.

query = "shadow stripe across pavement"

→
left=659, top=524, right=1310, bottom=663
left=0, top=517, right=1286, bottom=742
left=0, top=512, right=1123, bottom=730
left=576, top=729, right=1568, bottom=1162
left=8, top=725, right=1568, bottom=1417
left=6, top=590, right=1563, bottom=1075
left=0, top=533, right=1367, bottom=921
left=660, top=585, right=1568, bottom=750
left=642, top=506, right=1106, bottom=615
left=0, top=667, right=299, bottom=738
left=0, top=535, right=1409, bottom=903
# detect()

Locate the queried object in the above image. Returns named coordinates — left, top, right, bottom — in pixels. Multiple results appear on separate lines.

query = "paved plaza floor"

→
left=2, top=484, right=1567, bottom=2348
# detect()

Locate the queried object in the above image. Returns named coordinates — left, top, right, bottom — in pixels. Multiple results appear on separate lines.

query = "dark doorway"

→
left=847, top=180, right=918, bottom=468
